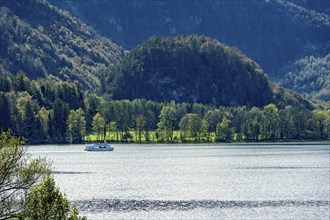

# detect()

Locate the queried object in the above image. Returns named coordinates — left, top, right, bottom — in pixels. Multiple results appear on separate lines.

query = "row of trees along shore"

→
left=0, top=74, right=329, bottom=144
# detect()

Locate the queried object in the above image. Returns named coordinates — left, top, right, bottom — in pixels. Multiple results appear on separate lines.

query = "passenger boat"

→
left=84, top=141, right=114, bottom=151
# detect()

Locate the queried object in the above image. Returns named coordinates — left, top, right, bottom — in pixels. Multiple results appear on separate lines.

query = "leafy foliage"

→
left=21, top=174, right=86, bottom=220
left=22, top=174, right=69, bottom=219
left=0, top=131, right=49, bottom=219
left=0, top=132, right=86, bottom=219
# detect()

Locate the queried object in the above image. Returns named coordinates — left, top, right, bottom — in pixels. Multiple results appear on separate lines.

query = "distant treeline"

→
left=0, top=74, right=329, bottom=144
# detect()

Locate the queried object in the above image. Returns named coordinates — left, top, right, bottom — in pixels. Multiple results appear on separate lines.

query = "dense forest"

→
left=0, top=74, right=329, bottom=144
left=109, top=35, right=312, bottom=109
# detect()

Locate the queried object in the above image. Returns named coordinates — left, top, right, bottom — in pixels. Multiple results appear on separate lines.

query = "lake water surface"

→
left=27, top=143, right=330, bottom=219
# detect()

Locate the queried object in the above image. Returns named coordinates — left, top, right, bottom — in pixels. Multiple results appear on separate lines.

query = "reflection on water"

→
left=28, top=143, right=330, bottom=219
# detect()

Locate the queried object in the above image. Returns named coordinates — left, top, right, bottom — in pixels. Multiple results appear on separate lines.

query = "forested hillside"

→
left=0, top=0, right=124, bottom=92
left=50, top=0, right=329, bottom=74
left=109, top=35, right=312, bottom=109
left=50, top=0, right=330, bottom=100
left=279, top=53, right=330, bottom=100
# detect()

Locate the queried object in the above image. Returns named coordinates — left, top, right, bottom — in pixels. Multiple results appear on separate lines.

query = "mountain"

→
left=109, top=35, right=312, bottom=109
left=50, top=0, right=330, bottom=72
left=49, top=0, right=330, bottom=100
left=0, top=0, right=319, bottom=107
left=0, top=0, right=124, bottom=92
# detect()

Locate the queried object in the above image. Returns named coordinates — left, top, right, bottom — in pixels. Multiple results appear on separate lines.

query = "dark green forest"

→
left=0, top=74, right=329, bottom=144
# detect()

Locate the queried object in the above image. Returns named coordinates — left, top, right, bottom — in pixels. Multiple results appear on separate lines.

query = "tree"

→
left=108, top=121, right=117, bottom=141
left=84, top=94, right=101, bottom=133
left=189, top=114, right=202, bottom=141
left=179, top=113, right=203, bottom=142
left=261, top=104, right=280, bottom=140
left=204, top=109, right=222, bottom=141
left=67, top=108, right=87, bottom=143
left=21, top=174, right=86, bottom=220
left=22, top=100, right=45, bottom=144
left=179, top=114, right=190, bottom=142
left=312, top=110, right=329, bottom=139
left=0, top=93, right=13, bottom=132
left=157, top=105, right=177, bottom=141
left=231, top=106, right=247, bottom=139
left=216, top=118, right=233, bottom=141
left=200, top=119, right=208, bottom=141
left=242, top=107, right=262, bottom=141
left=279, top=106, right=295, bottom=139
left=50, top=98, right=69, bottom=143
left=135, top=115, right=145, bottom=142
left=0, top=131, right=49, bottom=219
left=21, top=174, right=69, bottom=219
left=92, top=113, right=106, bottom=141
left=38, top=107, right=51, bottom=141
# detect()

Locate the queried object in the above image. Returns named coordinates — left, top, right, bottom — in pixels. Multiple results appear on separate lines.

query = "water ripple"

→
left=236, top=166, right=328, bottom=170
left=74, top=199, right=329, bottom=212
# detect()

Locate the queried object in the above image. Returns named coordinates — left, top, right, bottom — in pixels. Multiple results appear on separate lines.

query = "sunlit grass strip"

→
left=85, top=131, right=219, bottom=143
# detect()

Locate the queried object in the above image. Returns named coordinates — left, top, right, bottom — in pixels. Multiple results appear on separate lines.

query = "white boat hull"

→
left=84, top=147, right=114, bottom=151
left=84, top=143, right=114, bottom=151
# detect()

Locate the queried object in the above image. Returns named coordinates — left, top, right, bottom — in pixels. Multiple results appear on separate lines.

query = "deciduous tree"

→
left=0, top=132, right=49, bottom=219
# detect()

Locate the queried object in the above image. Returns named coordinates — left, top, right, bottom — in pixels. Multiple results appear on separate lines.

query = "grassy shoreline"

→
left=84, top=131, right=329, bottom=144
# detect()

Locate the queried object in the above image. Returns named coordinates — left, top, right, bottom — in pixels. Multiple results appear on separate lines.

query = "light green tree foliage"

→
left=200, top=119, right=208, bottom=141
left=279, top=106, right=295, bottom=139
left=92, top=113, right=106, bottom=141
left=67, top=108, right=86, bottom=143
left=261, top=104, right=280, bottom=140
left=157, top=105, right=177, bottom=141
left=231, top=106, right=247, bottom=139
left=135, top=115, right=145, bottom=142
left=38, top=107, right=51, bottom=136
left=22, top=174, right=86, bottom=220
left=216, top=118, right=233, bottom=141
left=204, top=109, right=222, bottom=141
left=68, top=205, right=87, bottom=220
left=144, top=109, right=156, bottom=141
left=189, top=114, right=202, bottom=141
left=312, top=110, right=330, bottom=139
left=179, top=114, right=190, bottom=141
left=22, top=174, right=68, bottom=219
left=242, top=107, right=262, bottom=140
left=108, top=121, right=118, bottom=141
left=0, top=132, right=49, bottom=219
left=179, top=113, right=202, bottom=141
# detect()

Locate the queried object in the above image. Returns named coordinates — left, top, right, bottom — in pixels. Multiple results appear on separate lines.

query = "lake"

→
left=27, top=143, right=330, bottom=219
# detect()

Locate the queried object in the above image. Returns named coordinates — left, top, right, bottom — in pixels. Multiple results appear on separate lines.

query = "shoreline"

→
left=25, top=140, right=330, bottom=146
